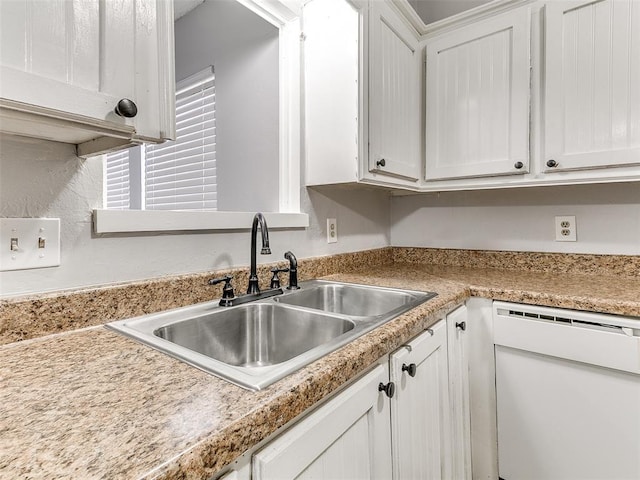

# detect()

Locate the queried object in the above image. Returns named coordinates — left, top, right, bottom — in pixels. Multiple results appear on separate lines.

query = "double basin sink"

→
left=108, top=280, right=436, bottom=390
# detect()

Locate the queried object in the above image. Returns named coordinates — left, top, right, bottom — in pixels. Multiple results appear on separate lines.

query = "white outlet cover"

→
left=554, top=215, right=577, bottom=242
left=327, top=218, right=337, bottom=243
left=0, top=218, right=61, bottom=271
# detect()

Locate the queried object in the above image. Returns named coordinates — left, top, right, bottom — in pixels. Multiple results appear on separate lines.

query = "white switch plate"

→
left=0, top=218, right=61, bottom=271
left=327, top=218, right=337, bottom=243
left=555, top=215, right=577, bottom=242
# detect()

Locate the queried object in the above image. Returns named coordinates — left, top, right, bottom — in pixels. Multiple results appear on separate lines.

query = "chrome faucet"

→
left=247, top=212, right=271, bottom=294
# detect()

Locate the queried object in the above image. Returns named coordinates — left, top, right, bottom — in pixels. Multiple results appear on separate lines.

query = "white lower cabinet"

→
left=389, top=318, right=451, bottom=479
left=218, top=471, right=240, bottom=480
left=253, top=362, right=393, bottom=480
left=252, top=305, right=471, bottom=480
left=446, top=306, right=472, bottom=480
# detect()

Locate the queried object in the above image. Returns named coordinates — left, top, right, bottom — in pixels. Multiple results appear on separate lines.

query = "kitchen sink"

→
left=274, top=281, right=424, bottom=317
left=107, top=280, right=436, bottom=390
left=153, top=303, right=355, bottom=368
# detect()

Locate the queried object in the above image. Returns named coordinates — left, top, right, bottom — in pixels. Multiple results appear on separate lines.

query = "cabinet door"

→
left=368, top=0, right=421, bottom=183
left=0, top=0, right=173, bottom=153
left=0, top=1, right=133, bottom=126
left=252, top=363, right=393, bottom=480
left=218, top=471, right=239, bottom=480
left=544, top=0, right=640, bottom=172
left=303, top=0, right=360, bottom=186
left=389, top=320, right=451, bottom=480
left=446, top=306, right=472, bottom=480
left=425, top=8, right=530, bottom=180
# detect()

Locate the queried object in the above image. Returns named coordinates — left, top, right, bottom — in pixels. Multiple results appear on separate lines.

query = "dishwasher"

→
left=493, top=301, right=640, bottom=480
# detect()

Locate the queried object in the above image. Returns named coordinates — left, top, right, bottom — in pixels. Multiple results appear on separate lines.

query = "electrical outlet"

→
left=0, top=218, right=61, bottom=271
left=555, top=215, right=577, bottom=242
left=327, top=218, right=337, bottom=243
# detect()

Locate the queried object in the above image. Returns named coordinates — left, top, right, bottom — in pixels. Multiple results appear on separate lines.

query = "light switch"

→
left=0, top=218, right=61, bottom=271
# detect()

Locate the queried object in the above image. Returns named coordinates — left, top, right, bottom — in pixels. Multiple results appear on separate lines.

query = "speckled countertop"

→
left=2, top=259, right=639, bottom=479
left=413, top=264, right=640, bottom=317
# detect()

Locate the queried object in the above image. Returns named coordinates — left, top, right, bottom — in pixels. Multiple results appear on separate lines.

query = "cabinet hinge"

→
left=300, top=31, right=306, bottom=41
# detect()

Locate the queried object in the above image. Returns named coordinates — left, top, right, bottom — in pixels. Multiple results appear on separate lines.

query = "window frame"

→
left=94, top=0, right=308, bottom=233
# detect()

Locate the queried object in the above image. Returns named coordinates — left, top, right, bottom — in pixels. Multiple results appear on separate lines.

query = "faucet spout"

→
left=248, top=213, right=270, bottom=294
left=284, top=251, right=299, bottom=290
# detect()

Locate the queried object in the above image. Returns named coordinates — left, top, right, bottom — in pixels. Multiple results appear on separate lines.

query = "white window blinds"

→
left=104, top=67, right=217, bottom=211
left=105, top=149, right=130, bottom=210
left=145, top=68, right=217, bottom=210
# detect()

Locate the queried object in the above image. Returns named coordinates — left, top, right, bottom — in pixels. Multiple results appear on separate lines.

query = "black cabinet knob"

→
left=376, top=159, right=386, bottom=168
left=114, top=98, right=138, bottom=118
left=378, top=381, right=395, bottom=398
left=456, top=321, right=467, bottom=331
left=514, top=161, right=524, bottom=169
left=402, top=363, right=417, bottom=377
left=546, top=159, right=558, bottom=168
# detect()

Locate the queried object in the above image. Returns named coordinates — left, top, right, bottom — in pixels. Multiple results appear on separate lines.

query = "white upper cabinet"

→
left=368, top=0, right=422, bottom=183
left=304, top=0, right=639, bottom=192
left=0, top=0, right=175, bottom=157
left=544, top=0, right=640, bottom=172
left=303, top=0, right=422, bottom=190
left=303, top=0, right=360, bottom=187
left=424, top=7, right=531, bottom=180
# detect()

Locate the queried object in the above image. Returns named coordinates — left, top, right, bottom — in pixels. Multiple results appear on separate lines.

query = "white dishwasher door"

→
left=493, top=302, right=640, bottom=480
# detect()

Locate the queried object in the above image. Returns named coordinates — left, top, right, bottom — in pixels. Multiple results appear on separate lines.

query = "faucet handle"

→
left=284, top=251, right=299, bottom=290
left=269, top=268, right=289, bottom=289
left=208, top=275, right=235, bottom=299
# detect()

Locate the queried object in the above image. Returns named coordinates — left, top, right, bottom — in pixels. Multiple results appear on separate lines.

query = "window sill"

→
left=93, top=209, right=309, bottom=234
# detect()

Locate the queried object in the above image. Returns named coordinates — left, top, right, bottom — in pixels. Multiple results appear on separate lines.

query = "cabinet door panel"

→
left=0, top=0, right=173, bottom=152
left=446, top=306, right=472, bottom=480
left=544, top=0, right=640, bottom=171
left=253, top=363, right=392, bottom=480
left=0, top=0, right=100, bottom=89
left=369, top=0, right=421, bottom=182
left=425, top=8, right=530, bottom=180
left=303, top=0, right=360, bottom=186
left=0, top=0, right=133, bottom=124
left=390, top=320, right=450, bottom=480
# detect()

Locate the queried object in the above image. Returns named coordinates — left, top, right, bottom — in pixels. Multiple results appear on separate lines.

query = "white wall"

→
left=174, top=0, right=280, bottom=212
left=0, top=135, right=391, bottom=297
left=3, top=130, right=639, bottom=297
left=391, top=184, right=640, bottom=255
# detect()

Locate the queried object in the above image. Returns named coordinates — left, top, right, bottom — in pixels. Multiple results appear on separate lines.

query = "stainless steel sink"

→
left=274, top=281, right=424, bottom=317
left=107, top=280, right=436, bottom=390
left=153, top=303, right=354, bottom=367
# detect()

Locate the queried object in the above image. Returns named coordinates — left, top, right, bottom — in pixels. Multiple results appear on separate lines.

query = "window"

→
left=94, top=0, right=307, bottom=234
left=104, top=148, right=131, bottom=210
left=105, top=67, right=216, bottom=211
